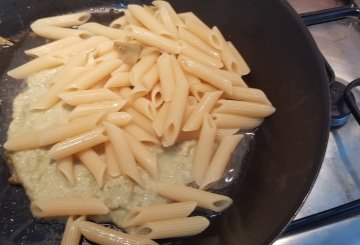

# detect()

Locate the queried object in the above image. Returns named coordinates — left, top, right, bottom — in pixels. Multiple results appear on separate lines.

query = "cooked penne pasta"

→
left=110, top=15, right=127, bottom=29
left=162, top=56, right=189, bottom=147
left=31, top=198, right=109, bottom=217
left=152, top=102, right=170, bottom=137
left=140, top=47, right=161, bottom=59
left=105, top=111, right=132, bottom=126
left=7, top=55, right=62, bottom=79
left=182, top=91, right=223, bottom=131
left=94, top=50, right=120, bottom=63
left=67, top=59, right=122, bottom=90
left=103, top=122, right=143, bottom=187
left=123, top=123, right=160, bottom=145
left=31, top=23, right=93, bottom=40
left=59, top=88, right=121, bottom=106
left=224, top=86, right=272, bottom=105
left=104, top=141, right=122, bottom=177
left=68, top=100, right=127, bottom=120
left=24, top=36, right=82, bottom=57
left=127, top=5, right=173, bottom=38
left=125, top=25, right=181, bottom=54
left=150, top=83, right=163, bottom=109
left=152, top=1, right=184, bottom=27
left=76, top=148, right=107, bottom=187
left=216, top=128, right=239, bottom=140
left=123, top=201, right=196, bottom=227
left=227, top=41, right=250, bottom=75
left=120, top=88, right=156, bottom=120
left=79, top=22, right=129, bottom=40
left=138, top=64, right=159, bottom=93
left=78, top=221, right=158, bottom=245
left=217, top=69, right=247, bottom=87
left=157, top=3, right=178, bottom=37
left=213, top=100, right=276, bottom=117
left=178, top=12, right=208, bottom=28
left=130, top=53, right=159, bottom=87
left=124, top=131, right=158, bottom=179
left=184, top=96, right=198, bottom=121
left=157, top=53, right=175, bottom=102
left=95, top=40, right=115, bottom=56
left=57, top=156, right=75, bottom=186
left=48, top=127, right=108, bottom=160
left=184, top=18, right=223, bottom=50
left=61, top=215, right=86, bottom=245
left=32, top=12, right=91, bottom=27
left=178, top=54, right=233, bottom=95
left=4, top=132, right=41, bottom=151
left=201, top=134, right=244, bottom=189
left=156, top=182, right=233, bottom=212
left=124, top=9, right=143, bottom=26
left=212, top=113, right=264, bottom=129
left=178, top=27, right=220, bottom=59
left=105, top=72, right=131, bottom=88
left=125, top=107, right=156, bottom=136
left=190, top=83, right=218, bottom=102
left=192, top=115, right=217, bottom=186
left=178, top=41, right=223, bottom=69
left=135, top=216, right=209, bottom=239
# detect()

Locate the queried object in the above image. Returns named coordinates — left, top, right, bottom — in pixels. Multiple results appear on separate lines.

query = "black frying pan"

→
left=0, top=0, right=330, bottom=244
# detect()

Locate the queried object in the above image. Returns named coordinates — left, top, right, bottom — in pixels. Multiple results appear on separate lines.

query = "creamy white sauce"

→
left=8, top=69, right=195, bottom=227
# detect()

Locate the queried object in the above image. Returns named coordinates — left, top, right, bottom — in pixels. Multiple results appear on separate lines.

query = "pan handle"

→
left=344, top=79, right=360, bottom=125
left=300, top=1, right=360, bottom=26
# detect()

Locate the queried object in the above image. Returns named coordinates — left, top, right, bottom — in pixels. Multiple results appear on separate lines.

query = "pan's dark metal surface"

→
left=0, top=0, right=330, bottom=244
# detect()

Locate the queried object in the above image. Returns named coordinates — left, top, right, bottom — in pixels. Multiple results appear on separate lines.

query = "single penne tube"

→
left=4, top=132, right=41, bottom=151
left=224, top=86, right=272, bottom=105
left=139, top=64, right=159, bottom=92
left=152, top=0, right=184, bottom=27
left=95, top=40, right=115, bottom=57
left=111, top=63, right=132, bottom=75
left=227, top=41, right=250, bottom=75
left=68, top=100, right=127, bottom=120
left=157, top=4, right=178, bottom=37
left=186, top=73, right=203, bottom=101
left=105, top=72, right=131, bottom=88
left=212, top=113, right=264, bottom=129
left=79, top=22, right=129, bottom=40
left=127, top=5, right=174, bottom=38
left=150, top=83, right=163, bottom=109
left=125, top=107, right=157, bottom=136
left=32, top=12, right=91, bottom=27
left=213, top=100, right=276, bottom=117
left=31, top=23, right=93, bottom=40
left=105, top=111, right=132, bottom=126
left=192, top=114, right=217, bottom=186
left=140, top=47, right=161, bottom=59
left=156, top=182, right=233, bottom=212
left=103, top=122, right=143, bottom=187
left=67, top=59, right=122, bottom=90
left=190, top=83, right=218, bottom=102
left=125, top=25, right=181, bottom=54
left=109, top=15, right=127, bottom=29
left=179, top=41, right=223, bottom=69
left=59, top=88, right=122, bottom=106
left=157, top=53, right=175, bottom=102
left=104, top=141, right=122, bottom=177
left=201, top=134, right=244, bottom=189
left=76, top=148, right=107, bottom=187
left=94, top=50, right=120, bottom=63
left=184, top=18, right=223, bottom=50
left=124, top=9, right=143, bottom=26
left=124, top=131, right=158, bottom=179
left=178, top=54, right=233, bottom=95
left=178, top=12, right=208, bottom=28
left=24, top=36, right=82, bottom=57
left=30, top=197, right=109, bottom=217
left=216, top=128, right=239, bottom=141
left=48, top=127, right=108, bottom=160
left=57, top=156, right=75, bottom=186
left=217, top=69, right=247, bottom=87
left=184, top=96, right=198, bottom=121
left=50, top=36, right=110, bottom=58
left=61, top=215, right=87, bottom=245
left=123, top=123, right=160, bottom=145
left=7, top=55, right=62, bottom=79
left=78, top=221, right=158, bottom=245
left=135, top=216, right=209, bottom=239
left=123, top=201, right=196, bottom=227
left=178, top=27, right=220, bottom=59
left=152, top=102, right=170, bottom=137
left=31, top=67, right=90, bottom=110
left=119, top=87, right=156, bottom=120
left=130, top=53, right=159, bottom=86
left=162, top=56, right=189, bottom=147
left=182, top=91, right=223, bottom=131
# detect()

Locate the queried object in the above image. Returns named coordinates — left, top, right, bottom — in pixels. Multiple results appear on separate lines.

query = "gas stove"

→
left=275, top=0, right=360, bottom=244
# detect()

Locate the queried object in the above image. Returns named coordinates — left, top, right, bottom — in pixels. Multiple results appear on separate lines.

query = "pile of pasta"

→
left=5, top=1, right=275, bottom=244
